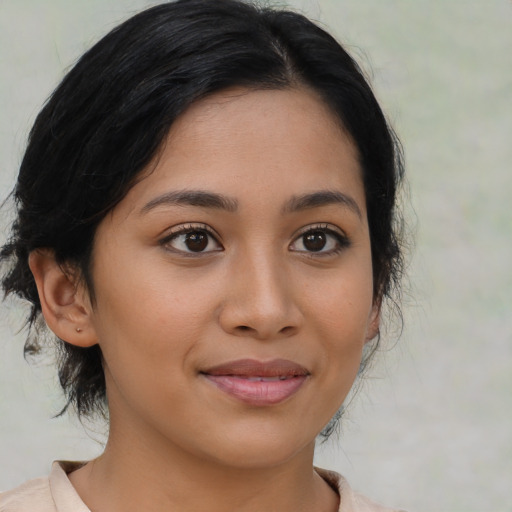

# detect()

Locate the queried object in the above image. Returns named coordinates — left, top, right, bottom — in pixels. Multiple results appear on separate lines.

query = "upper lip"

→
left=201, top=358, right=310, bottom=378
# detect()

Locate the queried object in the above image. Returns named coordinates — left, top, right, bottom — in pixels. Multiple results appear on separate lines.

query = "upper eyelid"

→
left=158, top=222, right=348, bottom=246
left=158, top=223, right=224, bottom=256
left=289, top=224, right=350, bottom=254
left=158, top=224, right=224, bottom=254
left=291, top=223, right=347, bottom=239
left=160, top=222, right=221, bottom=240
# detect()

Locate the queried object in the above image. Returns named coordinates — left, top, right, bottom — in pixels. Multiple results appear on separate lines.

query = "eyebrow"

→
left=140, top=188, right=362, bottom=219
left=282, top=190, right=363, bottom=219
left=140, top=190, right=239, bottom=214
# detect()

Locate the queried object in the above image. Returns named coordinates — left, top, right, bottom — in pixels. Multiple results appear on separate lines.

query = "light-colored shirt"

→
left=0, top=462, right=404, bottom=512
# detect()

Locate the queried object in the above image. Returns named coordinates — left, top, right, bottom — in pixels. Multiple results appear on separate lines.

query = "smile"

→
left=201, top=359, right=310, bottom=406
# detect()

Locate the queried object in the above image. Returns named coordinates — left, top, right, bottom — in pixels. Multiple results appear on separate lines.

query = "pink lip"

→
left=201, top=359, right=309, bottom=406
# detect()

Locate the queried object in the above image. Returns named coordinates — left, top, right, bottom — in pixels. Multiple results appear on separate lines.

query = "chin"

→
left=195, top=421, right=316, bottom=470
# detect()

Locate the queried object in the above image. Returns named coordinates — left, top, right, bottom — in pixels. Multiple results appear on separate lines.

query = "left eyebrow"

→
left=282, top=190, right=363, bottom=219
left=140, top=190, right=239, bottom=214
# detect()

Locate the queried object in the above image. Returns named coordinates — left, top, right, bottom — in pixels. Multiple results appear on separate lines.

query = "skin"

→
left=30, top=87, right=379, bottom=512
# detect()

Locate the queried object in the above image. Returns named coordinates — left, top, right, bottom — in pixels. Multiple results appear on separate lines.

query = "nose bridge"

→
left=220, top=245, right=300, bottom=339
left=245, top=247, right=286, bottom=308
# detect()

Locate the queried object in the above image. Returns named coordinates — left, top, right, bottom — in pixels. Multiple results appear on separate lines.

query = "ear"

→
left=28, top=249, right=98, bottom=347
left=365, top=302, right=381, bottom=343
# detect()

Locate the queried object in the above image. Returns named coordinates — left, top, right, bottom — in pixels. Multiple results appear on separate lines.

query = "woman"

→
left=0, top=0, right=405, bottom=510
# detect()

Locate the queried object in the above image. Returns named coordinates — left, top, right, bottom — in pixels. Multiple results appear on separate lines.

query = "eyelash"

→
left=289, top=224, right=350, bottom=256
left=159, top=223, right=222, bottom=255
left=159, top=223, right=349, bottom=256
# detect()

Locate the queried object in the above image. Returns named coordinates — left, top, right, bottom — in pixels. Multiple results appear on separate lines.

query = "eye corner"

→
left=289, top=223, right=350, bottom=255
left=159, top=223, right=224, bottom=255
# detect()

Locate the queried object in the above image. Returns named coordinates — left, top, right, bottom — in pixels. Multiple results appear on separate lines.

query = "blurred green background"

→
left=1, top=1, right=511, bottom=511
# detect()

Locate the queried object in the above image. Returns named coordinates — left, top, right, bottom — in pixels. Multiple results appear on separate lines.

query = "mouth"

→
left=200, top=359, right=310, bottom=406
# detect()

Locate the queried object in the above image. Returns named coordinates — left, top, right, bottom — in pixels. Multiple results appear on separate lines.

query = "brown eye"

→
left=303, top=231, right=326, bottom=252
left=185, top=231, right=209, bottom=252
left=289, top=225, right=349, bottom=255
left=162, top=226, right=222, bottom=254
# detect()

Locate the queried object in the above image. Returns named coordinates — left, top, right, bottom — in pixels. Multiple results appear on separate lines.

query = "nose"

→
left=218, top=252, right=303, bottom=340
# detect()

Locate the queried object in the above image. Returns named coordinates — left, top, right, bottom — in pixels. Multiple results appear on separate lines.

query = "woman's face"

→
left=86, top=87, right=378, bottom=469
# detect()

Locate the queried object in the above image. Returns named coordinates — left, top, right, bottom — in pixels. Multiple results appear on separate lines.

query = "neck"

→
left=69, top=414, right=338, bottom=512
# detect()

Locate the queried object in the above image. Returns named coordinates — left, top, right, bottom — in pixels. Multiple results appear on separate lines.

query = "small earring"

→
left=76, top=327, right=82, bottom=333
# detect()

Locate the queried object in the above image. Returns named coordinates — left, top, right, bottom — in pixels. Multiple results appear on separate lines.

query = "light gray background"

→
left=1, top=1, right=511, bottom=511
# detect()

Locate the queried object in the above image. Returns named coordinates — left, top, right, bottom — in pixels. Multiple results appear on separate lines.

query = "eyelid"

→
left=291, top=223, right=346, bottom=239
left=159, top=223, right=223, bottom=253
left=289, top=223, right=350, bottom=254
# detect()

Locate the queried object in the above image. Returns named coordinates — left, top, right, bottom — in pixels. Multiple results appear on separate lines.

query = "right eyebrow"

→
left=139, top=190, right=239, bottom=214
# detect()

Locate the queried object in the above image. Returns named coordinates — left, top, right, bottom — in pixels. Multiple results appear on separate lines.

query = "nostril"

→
left=234, top=325, right=295, bottom=336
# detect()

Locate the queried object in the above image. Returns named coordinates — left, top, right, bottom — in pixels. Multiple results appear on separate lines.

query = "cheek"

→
left=89, top=263, right=223, bottom=407
left=92, top=247, right=217, bottom=334
left=307, top=267, right=374, bottom=332
left=303, top=261, right=374, bottom=376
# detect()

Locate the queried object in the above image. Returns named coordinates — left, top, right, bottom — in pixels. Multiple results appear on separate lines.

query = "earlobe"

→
left=365, top=302, right=381, bottom=343
left=28, top=249, right=98, bottom=347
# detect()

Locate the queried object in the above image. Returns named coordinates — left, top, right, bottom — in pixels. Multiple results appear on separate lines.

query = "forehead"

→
left=119, top=87, right=364, bottom=215
left=166, top=86, right=351, bottom=160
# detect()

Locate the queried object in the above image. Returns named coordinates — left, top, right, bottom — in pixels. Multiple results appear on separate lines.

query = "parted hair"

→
left=1, top=0, right=405, bottom=423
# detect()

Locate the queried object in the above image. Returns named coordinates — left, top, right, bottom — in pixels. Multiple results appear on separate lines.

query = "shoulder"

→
left=0, top=475, right=54, bottom=512
left=315, top=467, right=407, bottom=512
left=0, top=462, right=89, bottom=512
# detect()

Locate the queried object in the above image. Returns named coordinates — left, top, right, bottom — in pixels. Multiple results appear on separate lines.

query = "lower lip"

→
left=203, top=375, right=308, bottom=406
